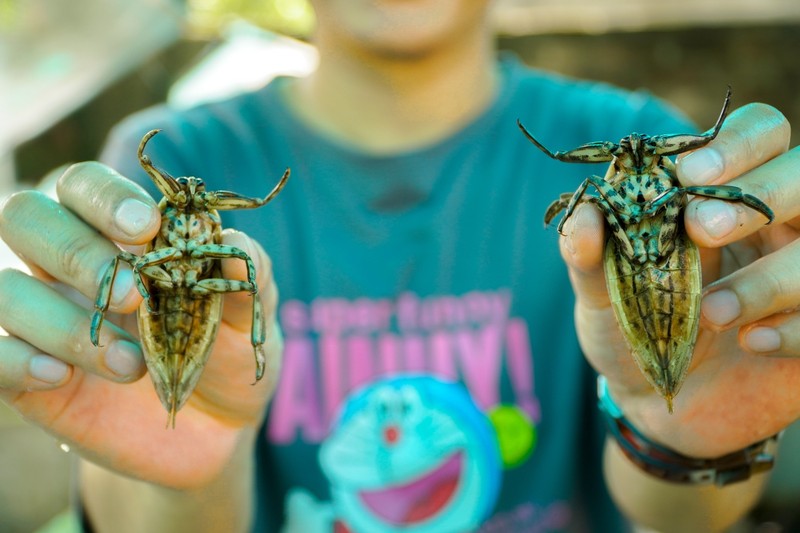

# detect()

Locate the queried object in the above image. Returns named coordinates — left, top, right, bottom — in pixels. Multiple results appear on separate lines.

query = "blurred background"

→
left=1, top=0, right=799, bottom=531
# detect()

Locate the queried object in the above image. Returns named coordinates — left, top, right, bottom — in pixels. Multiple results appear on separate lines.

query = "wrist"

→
left=598, top=375, right=780, bottom=486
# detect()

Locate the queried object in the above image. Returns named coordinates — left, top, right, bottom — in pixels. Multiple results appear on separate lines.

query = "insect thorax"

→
left=150, top=205, right=222, bottom=285
left=161, top=204, right=221, bottom=245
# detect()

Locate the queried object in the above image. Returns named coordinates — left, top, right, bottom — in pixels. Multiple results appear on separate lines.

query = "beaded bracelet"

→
left=597, top=376, right=779, bottom=486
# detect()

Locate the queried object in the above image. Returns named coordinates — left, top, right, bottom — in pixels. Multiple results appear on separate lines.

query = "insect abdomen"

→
left=138, top=288, right=222, bottom=423
left=604, top=231, right=702, bottom=412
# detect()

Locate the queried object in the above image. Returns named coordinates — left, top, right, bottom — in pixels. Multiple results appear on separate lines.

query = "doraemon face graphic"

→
left=319, top=376, right=502, bottom=532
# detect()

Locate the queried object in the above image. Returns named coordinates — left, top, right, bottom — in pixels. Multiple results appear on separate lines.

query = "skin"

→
left=0, top=164, right=282, bottom=532
left=569, top=102, right=800, bottom=530
left=0, top=1, right=797, bottom=532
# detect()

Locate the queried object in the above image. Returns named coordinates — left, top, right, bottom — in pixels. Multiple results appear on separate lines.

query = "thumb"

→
left=562, top=204, right=655, bottom=393
left=559, top=202, right=609, bottom=310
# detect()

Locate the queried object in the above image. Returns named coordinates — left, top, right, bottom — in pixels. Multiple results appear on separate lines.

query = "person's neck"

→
left=285, top=31, right=498, bottom=154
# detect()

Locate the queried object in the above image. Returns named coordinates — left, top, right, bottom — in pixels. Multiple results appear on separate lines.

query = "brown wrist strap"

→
left=598, top=376, right=779, bottom=486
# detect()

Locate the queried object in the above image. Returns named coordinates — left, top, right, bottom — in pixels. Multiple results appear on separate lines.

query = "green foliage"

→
left=187, top=0, right=315, bottom=37
left=0, top=0, right=19, bottom=30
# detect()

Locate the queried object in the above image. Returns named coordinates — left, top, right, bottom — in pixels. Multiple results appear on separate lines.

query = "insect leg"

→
left=684, top=185, right=774, bottom=224
left=555, top=175, right=638, bottom=235
left=202, top=169, right=291, bottom=211
left=656, top=193, right=686, bottom=261
left=641, top=188, right=682, bottom=218
left=90, top=251, right=139, bottom=346
left=137, top=130, right=183, bottom=201
left=593, top=195, right=637, bottom=261
left=191, top=244, right=266, bottom=381
left=544, top=192, right=574, bottom=227
left=651, top=87, right=732, bottom=156
left=133, top=248, right=183, bottom=311
left=192, top=244, right=258, bottom=288
left=518, top=120, right=617, bottom=163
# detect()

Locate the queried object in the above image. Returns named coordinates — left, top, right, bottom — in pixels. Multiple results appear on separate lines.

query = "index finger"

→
left=677, top=104, right=797, bottom=246
left=677, top=102, right=790, bottom=188
left=0, top=162, right=159, bottom=311
left=57, top=161, right=160, bottom=244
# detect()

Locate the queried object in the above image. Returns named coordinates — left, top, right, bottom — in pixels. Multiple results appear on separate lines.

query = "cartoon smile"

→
left=318, top=377, right=503, bottom=532
left=358, top=451, right=463, bottom=525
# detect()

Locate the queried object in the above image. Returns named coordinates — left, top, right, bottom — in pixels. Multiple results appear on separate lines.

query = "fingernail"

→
left=29, top=355, right=69, bottom=383
left=115, top=198, right=156, bottom=238
left=679, top=148, right=724, bottom=186
left=105, top=340, right=144, bottom=378
left=565, top=204, right=595, bottom=255
left=223, top=229, right=253, bottom=256
left=744, top=327, right=781, bottom=353
left=702, top=289, right=741, bottom=327
left=695, top=200, right=737, bottom=239
left=564, top=215, right=577, bottom=254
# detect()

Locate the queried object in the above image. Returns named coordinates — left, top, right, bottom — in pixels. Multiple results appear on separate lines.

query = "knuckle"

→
left=0, top=268, right=25, bottom=317
left=0, top=189, right=44, bottom=229
left=740, top=268, right=794, bottom=316
left=54, top=232, right=96, bottom=282
left=742, top=102, right=789, bottom=134
left=64, top=315, right=93, bottom=359
left=57, top=161, right=108, bottom=191
left=728, top=103, right=791, bottom=155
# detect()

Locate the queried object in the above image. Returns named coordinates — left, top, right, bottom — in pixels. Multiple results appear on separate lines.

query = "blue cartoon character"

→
left=284, top=375, right=505, bottom=532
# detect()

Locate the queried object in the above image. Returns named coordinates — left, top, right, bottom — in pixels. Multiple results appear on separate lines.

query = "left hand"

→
left=567, top=102, right=800, bottom=458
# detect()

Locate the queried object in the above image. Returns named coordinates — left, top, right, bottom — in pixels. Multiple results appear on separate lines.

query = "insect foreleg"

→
left=203, top=169, right=290, bottom=210
left=138, top=130, right=183, bottom=201
left=652, top=87, right=732, bottom=156
left=518, top=120, right=617, bottom=163
left=91, top=251, right=139, bottom=346
left=684, top=185, right=775, bottom=224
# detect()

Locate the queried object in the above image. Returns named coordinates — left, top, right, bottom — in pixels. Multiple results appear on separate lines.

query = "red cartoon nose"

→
left=383, top=425, right=401, bottom=445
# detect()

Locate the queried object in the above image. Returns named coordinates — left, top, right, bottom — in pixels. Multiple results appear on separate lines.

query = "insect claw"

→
left=253, top=347, right=266, bottom=383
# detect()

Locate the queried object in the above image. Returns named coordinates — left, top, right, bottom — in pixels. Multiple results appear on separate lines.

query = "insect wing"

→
left=137, top=290, right=223, bottom=426
left=603, top=233, right=702, bottom=411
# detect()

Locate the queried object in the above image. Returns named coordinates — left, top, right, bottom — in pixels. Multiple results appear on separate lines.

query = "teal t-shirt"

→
left=101, top=56, right=693, bottom=532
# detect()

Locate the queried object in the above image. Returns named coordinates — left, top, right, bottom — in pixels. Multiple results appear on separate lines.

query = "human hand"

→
left=0, top=163, right=282, bottom=489
left=563, top=102, right=800, bottom=458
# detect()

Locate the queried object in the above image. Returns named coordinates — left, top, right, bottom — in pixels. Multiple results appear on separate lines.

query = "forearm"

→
left=604, top=438, right=770, bottom=532
left=81, top=429, right=257, bottom=533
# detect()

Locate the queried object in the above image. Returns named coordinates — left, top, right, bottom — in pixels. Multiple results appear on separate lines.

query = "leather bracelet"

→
left=597, top=375, right=779, bottom=486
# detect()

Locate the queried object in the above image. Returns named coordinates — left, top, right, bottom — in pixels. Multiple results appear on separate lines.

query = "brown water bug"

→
left=518, top=88, right=774, bottom=412
left=90, top=129, right=290, bottom=427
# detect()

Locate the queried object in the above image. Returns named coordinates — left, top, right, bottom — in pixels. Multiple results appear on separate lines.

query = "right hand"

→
left=0, top=162, right=282, bottom=489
